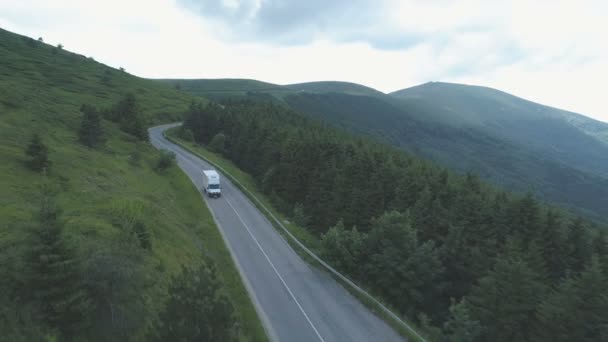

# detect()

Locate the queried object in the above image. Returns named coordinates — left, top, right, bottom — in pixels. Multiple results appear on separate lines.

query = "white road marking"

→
left=225, top=197, right=326, bottom=342
left=153, top=130, right=324, bottom=342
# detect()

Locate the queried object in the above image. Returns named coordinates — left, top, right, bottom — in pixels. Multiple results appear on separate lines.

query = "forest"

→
left=183, top=100, right=608, bottom=341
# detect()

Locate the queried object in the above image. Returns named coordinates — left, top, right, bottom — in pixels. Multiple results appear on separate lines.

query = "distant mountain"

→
left=156, top=78, right=289, bottom=100
left=391, top=82, right=608, bottom=178
left=158, top=78, right=608, bottom=220
left=286, top=81, right=385, bottom=97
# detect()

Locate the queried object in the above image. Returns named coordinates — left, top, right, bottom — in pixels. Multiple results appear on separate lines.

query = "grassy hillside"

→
left=156, top=78, right=289, bottom=99
left=285, top=81, right=385, bottom=97
left=0, top=28, right=266, bottom=341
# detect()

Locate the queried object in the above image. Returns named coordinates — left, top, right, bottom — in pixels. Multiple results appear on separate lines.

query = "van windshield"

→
left=209, top=184, right=220, bottom=190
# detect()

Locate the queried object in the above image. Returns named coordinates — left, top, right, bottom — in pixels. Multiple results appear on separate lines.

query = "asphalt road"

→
left=150, top=123, right=404, bottom=342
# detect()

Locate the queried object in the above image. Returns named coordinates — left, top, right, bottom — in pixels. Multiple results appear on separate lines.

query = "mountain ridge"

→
left=162, top=77, right=608, bottom=220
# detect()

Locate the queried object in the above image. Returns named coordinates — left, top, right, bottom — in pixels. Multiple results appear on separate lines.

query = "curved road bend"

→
left=150, top=123, right=404, bottom=342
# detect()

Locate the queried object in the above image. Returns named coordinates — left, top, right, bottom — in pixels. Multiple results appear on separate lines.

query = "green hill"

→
left=285, top=81, right=385, bottom=97
left=167, top=77, right=608, bottom=220
left=282, top=91, right=608, bottom=219
left=0, top=28, right=265, bottom=341
left=157, top=78, right=289, bottom=98
left=391, top=82, right=608, bottom=178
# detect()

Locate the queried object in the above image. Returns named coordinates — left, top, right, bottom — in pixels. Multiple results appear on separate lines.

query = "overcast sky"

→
left=1, top=0, right=607, bottom=122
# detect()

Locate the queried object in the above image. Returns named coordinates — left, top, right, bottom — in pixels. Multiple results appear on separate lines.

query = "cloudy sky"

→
left=1, top=0, right=607, bottom=121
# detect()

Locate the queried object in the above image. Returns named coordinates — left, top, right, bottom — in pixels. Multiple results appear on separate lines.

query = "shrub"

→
left=25, top=134, right=51, bottom=172
left=209, top=133, right=226, bottom=154
left=155, top=150, right=176, bottom=173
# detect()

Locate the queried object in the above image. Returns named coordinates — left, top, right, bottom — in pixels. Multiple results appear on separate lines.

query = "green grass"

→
left=165, top=128, right=429, bottom=342
left=0, top=27, right=266, bottom=341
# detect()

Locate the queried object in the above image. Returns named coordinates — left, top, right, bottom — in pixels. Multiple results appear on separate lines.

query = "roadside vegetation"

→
left=0, top=28, right=266, bottom=341
left=180, top=99, right=608, bottom=342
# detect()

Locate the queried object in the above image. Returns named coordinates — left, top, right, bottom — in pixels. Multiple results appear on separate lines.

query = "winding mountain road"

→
left=150, top=123, right=404, bottom=342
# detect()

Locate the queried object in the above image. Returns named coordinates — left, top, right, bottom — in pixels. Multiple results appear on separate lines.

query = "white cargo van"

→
left=202, top=170, right=221, bottom=198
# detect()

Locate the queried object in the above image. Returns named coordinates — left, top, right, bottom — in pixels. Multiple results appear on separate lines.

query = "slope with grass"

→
left=0, top=28, right=265, bottom=341
left=157, top=78, right=289, bottom=100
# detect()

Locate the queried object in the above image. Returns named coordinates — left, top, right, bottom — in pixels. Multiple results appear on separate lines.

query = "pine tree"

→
left=442, top=298, right=483, bottom=342
left=78, top=104, right=105, bottom=148
left=107, top=94, right=148, bottom=141
left=467, top=239, right=546, bottom=342
left=23, top=184, right=91, bottom=338
left=535, top=256, right=608, bottom=341
left=25, top=134, right=51, bottom=172
left=568, top=217, right=592, bottom=272
left=364, top=211, right=443, bottom=317
left=536, top=210, right=569, bottom=281
left=321, top=220, right=365, bottom=277
left=152, top=261, right=237, bottom=342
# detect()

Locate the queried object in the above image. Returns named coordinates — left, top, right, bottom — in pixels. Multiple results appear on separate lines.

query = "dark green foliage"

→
left=209, top=132, right=227, bottom=153
left=152, top=261, right=237, bottom=342
left=182, top=99, right=606, bottom=340
left=22, top=185, right=92, bottom=339
left=282, top=89, right=608, bottom=220
left=155, top=150, right=176, bottom=173
left=535, top=256, right=608, bottom=341
left=133, top=221, right=151, bottom=250
left=0, top=294, right=47, bottom=342
left=441, top=299, right=483, bottom=342
left=321, top=220, right=365, bottom=276
left=104, top=93, right=148, bottom=140
left=25, top=134, right=51, bottom=172
left=466, top=239, right=547, bottom=342
left=177, top=126, right=195, bottom=142
left=84, top=241, right=147, bottom=341
left=78, top=104, right=105, bottom=148
left=364, top=211, right=443, bottom=318
left=568, top=217, right=593, bottom=272
left=292, top=202, right=309, bottom=227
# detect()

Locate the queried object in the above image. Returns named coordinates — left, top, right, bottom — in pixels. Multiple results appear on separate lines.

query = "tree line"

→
left=183, top=100, right=608, bottom=341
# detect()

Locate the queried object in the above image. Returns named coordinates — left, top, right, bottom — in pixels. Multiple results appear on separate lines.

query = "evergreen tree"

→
left=78, top=104, right=105, bottom=148
left=23, top=184, right=91, bottom=339
left=467, top=239, right=546, bottom=342
left=364, top=211, right=443, bottom=317
left=321, top=220, right=365, bottom=277
left=209, top=132, right=227, bottom=154
left=85, top=240, right=147, bottom=340
left=535, top=256, right=608, bottom=341
left=568, top=217, right=592, bottom=272
left=441, top=298, right=483, bottom=342
left=106, top=94, right=148, bottom=140
left=152, top=261, right=237, bottom=342
left=180, top=99, right=606, bottom=339
left=25, top=134, right=51, bottom=172
left=536, top=210, right=569, bottom=281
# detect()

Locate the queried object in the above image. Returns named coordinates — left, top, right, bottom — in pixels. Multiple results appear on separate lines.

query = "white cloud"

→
left=0, top=0, right=606, bottom=122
